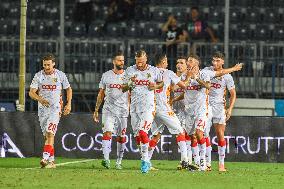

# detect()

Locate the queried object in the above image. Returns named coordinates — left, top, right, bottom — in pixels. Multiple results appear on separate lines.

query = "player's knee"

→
left=195, top=129, right=203, bottom=140
left=46, top=132, right=54, bottom=138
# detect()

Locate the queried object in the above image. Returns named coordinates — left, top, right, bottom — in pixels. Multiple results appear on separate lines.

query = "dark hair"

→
left=187, top=53, right=201, bottom=64
left=113, top=50, right=124, bottom=59
left=154, top=53, right=167, bottom=65
left=135, top=50, right=147, bottom=58
left=42, top=53, right=55, bottom=63
left=212, top=51, right=225, bottom=60
left=191, top=6, right=199, bottom=11
left=176, top=56, right=187, bottom=60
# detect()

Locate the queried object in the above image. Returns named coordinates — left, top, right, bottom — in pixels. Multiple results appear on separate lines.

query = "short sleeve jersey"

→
left=204, top=66, right=235, bottom=105
left=183, top=69, right=215, bottom=109
left=99, top=70, right=129, bottom=117
left=124, top=65, right=163, bottom=113
left=30, top=69, right=70, bottom=108
left=155, top=68, right=180, bottom=112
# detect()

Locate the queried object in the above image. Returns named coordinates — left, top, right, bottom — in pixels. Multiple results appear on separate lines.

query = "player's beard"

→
left=115, top=64, right=124, bottom=70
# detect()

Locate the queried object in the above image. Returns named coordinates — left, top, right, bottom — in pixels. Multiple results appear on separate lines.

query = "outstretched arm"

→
left=215, top=63, right=243, bottom=77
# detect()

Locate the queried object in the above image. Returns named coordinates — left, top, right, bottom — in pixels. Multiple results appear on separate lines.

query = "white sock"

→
left=140, top=143, right=149, bottom=161
left=206, top=145, right=212, bottom=166
left=192, top=145, right=200, bottom=166
left=148, top=147, right=154, bottom=161
left=42, top=152, right=50, bottom=161
left=218, top=145, right=226, bottom=165
left=199, top=143, right=206, bottom=169
left=186, top=141, right=192, bottom=164
left=48, top=156, right=54, bottom=162
left=178, top=141, right=188, bottom=162
left=116, top=142, right=126, bottom=165
left=102, top=139, right=112, bottom=160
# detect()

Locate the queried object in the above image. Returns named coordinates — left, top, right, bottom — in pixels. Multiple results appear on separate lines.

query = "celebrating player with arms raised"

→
left=93, top=51, right=129, bottom=170
left=29, top=53, right=72, bottom=168
left=122, top=50, right=164, bottom=173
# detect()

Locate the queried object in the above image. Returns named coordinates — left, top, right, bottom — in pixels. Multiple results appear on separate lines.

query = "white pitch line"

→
left=25, top=159, right=96, bottom=170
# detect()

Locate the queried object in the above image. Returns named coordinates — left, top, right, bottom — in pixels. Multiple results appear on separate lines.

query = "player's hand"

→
left=63, top=103, right=71, bottom=115
left=233, top=63, right=243, bottom=72
left=148, top=82, right=156, bottom=90
left=225, top=109, right=232, bottom=121
left=39, top=98, right=50, bottom=107
left=212, top=37, right=218, bottom=43
left=130, top=75, right=137, bottom=82
left=93, top=111, right=99, bottom=123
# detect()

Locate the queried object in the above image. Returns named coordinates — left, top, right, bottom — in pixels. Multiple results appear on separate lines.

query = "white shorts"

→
left=38, top=106, right=61, bottom=136
left=184, top=107, right=207, bottom=135
left=204, top=105, right=213, bottom=137
left=130, top=111, right=155, bottom=137
left=211, top=103, right=226, bottom=125
left=102, top=113, right=127, bottom=137
left=151, top=111, right=184, bottom=136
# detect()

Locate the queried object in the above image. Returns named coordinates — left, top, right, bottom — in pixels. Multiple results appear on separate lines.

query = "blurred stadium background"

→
left=0, top=0, right=284, bottom=113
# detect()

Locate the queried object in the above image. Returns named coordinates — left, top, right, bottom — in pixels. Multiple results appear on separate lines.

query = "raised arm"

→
left=161, top=15, right=174, bottom=32
left=215, top=63, right=243, bottom=77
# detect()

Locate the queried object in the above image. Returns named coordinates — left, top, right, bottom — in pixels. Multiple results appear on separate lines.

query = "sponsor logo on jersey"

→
left=174, top=88, right=184, bottom=93
left=42, top=84, right=57, bottom=91
left=109, top=84, right=122, bottom=89
left=186, top=85, right=201, bottom=91
left=211, top=83, right=221, bottom=89
left=134, top=79, right=150, bottom=86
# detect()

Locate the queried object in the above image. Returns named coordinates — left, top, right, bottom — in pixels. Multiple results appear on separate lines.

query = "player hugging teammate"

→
left=30, top=51, right=242, bottom=172
left=94, top=50, right=242, bottom=173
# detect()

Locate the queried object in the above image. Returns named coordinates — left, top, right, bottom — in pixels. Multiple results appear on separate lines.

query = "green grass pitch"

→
left=0, top=158, right=284, bottom=189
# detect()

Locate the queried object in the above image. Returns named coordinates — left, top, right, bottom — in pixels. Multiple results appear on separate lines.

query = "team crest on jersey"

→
left=53, top=78, right=58, bottom=83
left=147, top=73, right=151, bottom=78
